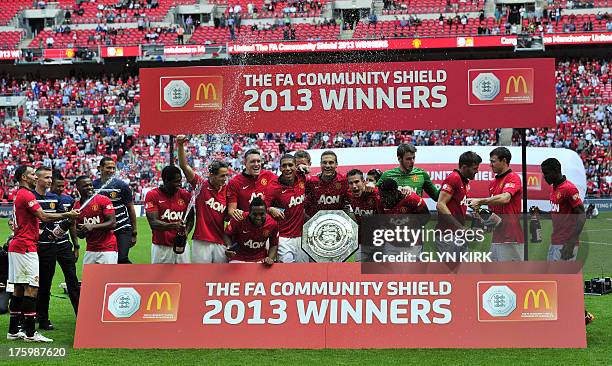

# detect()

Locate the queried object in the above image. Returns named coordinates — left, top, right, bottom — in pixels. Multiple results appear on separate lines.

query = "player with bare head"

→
left=305, top=151, right=348, bottom=219
left=435, top=151, right=482, bottom=255
left=145, top=165, right=192, bottom=264
left=227, top=149, right=277, bottom=221
left=73, top=176, right=118, bottom=265
left=176, top=135, right=230, bottom=263
left=7, top=166, right=78, bottom=343
left=541, top=158, right=586, bottom=261
left=265, top=154, right=308, bottom=263
left=224, top=197, right=279, bottom=265
left=470, top=147, right=524, bottom=261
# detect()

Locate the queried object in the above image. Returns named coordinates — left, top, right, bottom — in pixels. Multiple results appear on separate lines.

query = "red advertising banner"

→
left=74, top=263, right=586, bottom=349
left=0, top=49, right=21, bottom=60
left=140, top=58, right=555, bottom=135
left=43, top=48, right=76, bottom=59
left=164, top=44, right=208, bottom=57
left=227, top=32, right=612, bottom=54
left=101, top=46, right=141, bottom=58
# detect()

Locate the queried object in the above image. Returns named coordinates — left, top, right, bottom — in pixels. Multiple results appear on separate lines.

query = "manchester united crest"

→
left=556, top=192, right=561, bottom=199
left=263, top=229, right=270, bottom=237
left=261, top=178, right=268, bottom=186
left=91, top=204, right=99, bottom=212
left=412, top=175, right=419, bottom=182
left=400, top=206, right=408, bottom=213
left=49, top=202, right=56, bottom=209
left=110, top=191, right=118, bottom=199
left=299, top=181, right=305, bottom=189
left=335, top=182, right=342, bottom=190
left=177, top=198, right=185, bottom=206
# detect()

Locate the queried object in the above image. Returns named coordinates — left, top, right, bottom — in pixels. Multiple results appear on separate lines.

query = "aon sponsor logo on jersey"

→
left=161, top=209, right=184, bottom=221
left=244, top=239, right=266, bottom=249
left=550, top=203, right=560, bottom=212
left=206, top=197, right=226, bottom=213
left=317, top=195, right=340, bottom=205
left=355, top=207, right=374, bottom=216
left=83, top=216, right=101, bottom=225
left=249, top=192, right=264, bottom=203
left=289, top=194, right=305, bottom=208
left=460, top=196, right=469, bottom=208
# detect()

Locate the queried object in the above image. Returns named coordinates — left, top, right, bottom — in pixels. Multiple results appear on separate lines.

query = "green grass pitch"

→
left=0, top=214, right=610, bottom=365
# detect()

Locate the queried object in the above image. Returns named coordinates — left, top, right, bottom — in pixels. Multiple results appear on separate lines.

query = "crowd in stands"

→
left=0, top=58, right=609, bottom=202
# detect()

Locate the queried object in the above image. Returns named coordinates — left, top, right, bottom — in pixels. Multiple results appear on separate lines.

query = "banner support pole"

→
left=169, top=135, right=175, bottom=166
left=521, top=128, right=529, bottom=261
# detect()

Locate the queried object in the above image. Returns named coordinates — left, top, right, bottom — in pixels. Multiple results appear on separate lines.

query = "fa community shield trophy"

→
left=302, top=210, right=359, bottom=262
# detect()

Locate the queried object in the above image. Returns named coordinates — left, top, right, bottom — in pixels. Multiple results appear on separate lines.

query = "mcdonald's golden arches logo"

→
left=147, top=291, right=172, bottom=311
left=506, top=75, right=528, bottom=95
left=526, top=174, right=541, bottom=190
left=523, top=289, right=550, bottom=309
left=196, top=82, right=218, bottom=101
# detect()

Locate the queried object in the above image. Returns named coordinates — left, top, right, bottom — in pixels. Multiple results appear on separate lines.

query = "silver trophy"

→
left=302, top=210, right=358, bottom=262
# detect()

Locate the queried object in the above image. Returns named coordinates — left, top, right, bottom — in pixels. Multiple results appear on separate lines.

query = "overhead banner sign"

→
left=163, top=45, right=208, bottom=57
left=101, top=46, right=141, bottom=58
left=140, top=58, right=555, bottom=134
left=227, top=32, right=612, bottom=54
left=0, top=49, right=21, bottom=60
left=43, top=48, right=76, bottom=59
left=74, top=263, right=586, bottom=349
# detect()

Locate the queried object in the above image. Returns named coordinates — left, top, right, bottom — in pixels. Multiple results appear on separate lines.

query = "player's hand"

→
left=66, top=209, right=80, bottom=219
left=263, top=257, right=274, bottom=266
left=225, top=249, right=236, bottom=259
left=172, top=221, right=186, bottom=230
left=231, top=209, right=244, bottom=221
left=268, top=207, right=285, bottom=220
left=297, top=164, right=310, bottom=174
left=176, top=134, right=187, bottom=146
left=398, top=186, right=414, bottom=195
left=561, top=242, right=576, bottom=260
left=131, top=231, right=137, bottom=247
left=79, top=223, right=95, bottom=233
left=364, top=182, right=376, bottom=193
left=468, top=198, right=482, bottom=210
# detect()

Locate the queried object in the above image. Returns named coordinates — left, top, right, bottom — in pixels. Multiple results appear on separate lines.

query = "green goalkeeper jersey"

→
left=377, top=166, right=440, bottom=201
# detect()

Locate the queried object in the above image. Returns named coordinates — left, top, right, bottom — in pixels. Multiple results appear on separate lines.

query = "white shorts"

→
left=192, top=240, right=228, bottom=263
left=547, top=244, right=579, bottom=261
left=489, top=243, right=524, bottom=262
left=8, top=252, right=39, bottom=287
left=84, top=251, right=118, bottom=264
left=151, top=243, right=191, bottom=264
left=278, top=237, right=309, bottom=263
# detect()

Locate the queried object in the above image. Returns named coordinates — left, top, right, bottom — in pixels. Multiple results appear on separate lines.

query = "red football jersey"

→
left=305, top=173, right=349, bottom=217
left=265, top=174, right=306, bottom=238
left=488, top=170, right=524, bottom=243
left=550, top=179, right=583, bottom=245
left=225, top=212, right=279, bottom=262
left=347, top=190, right=380, bottom=224
left=378, top=191, right=426, bottom=214
left=191, top=174, right=227, bottom=244
left=74, top=195, right=117, bottom=252
left=145, top=187, right=191, bottom=246
left=9, top=188, right=41, bottom=254
left=227, top=170, right=277, bottom=211
left=436, top=170, right=470, bottom=231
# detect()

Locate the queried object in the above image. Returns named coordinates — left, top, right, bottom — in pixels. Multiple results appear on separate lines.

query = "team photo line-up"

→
left=5, top=138, right=586, bottom=342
